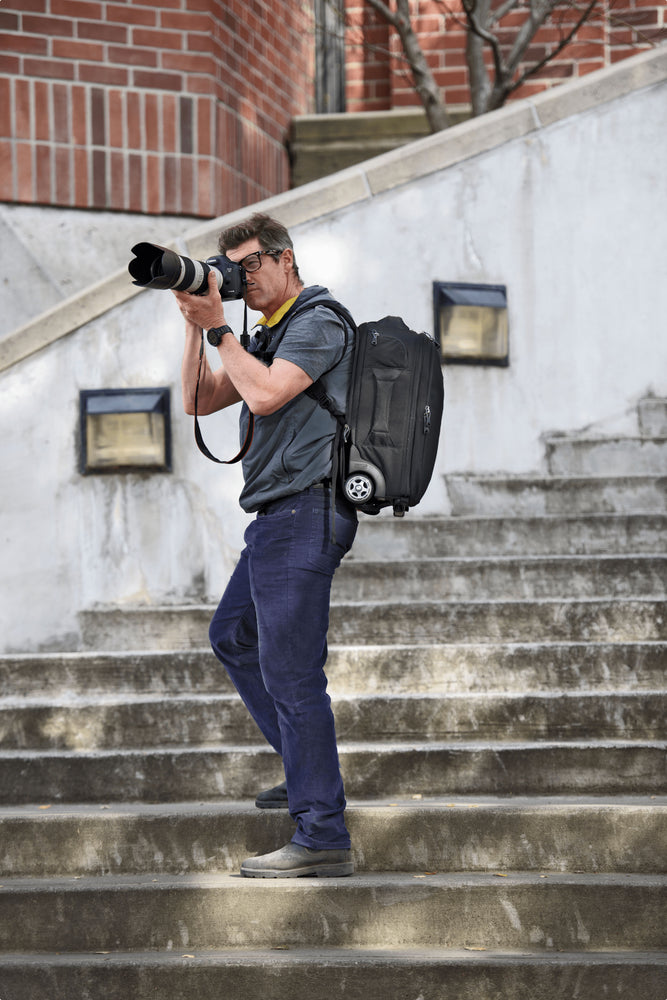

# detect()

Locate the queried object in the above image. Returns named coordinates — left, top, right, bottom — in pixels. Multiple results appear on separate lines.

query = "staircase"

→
left=0, top=398, right=665, bottom=998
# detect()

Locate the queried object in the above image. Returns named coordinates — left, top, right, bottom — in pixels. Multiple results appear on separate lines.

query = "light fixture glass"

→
left=79, top=388, right=171, bottom=474
left=433, top=281, right=509, bottom=366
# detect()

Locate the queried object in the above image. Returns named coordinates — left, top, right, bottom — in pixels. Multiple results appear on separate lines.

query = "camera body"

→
left=128, top=242, right=245, bottom=300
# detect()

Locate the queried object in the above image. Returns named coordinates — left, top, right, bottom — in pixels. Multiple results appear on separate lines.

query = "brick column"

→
left=0, top=0, right=314, bottom=217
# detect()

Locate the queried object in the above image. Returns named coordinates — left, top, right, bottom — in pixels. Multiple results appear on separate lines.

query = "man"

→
left=173, top=213, right=357, bottom=878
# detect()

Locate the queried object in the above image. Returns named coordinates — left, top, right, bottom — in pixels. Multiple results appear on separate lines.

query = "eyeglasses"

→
left=237, top=249, right=282, bottom=273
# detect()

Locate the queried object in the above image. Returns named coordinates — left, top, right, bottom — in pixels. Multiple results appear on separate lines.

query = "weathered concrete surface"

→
left=0, top=798, right=664, bottom=877
left=0, top=949, right=664, bottom=1000
left=1, top=872, right=665, bottom=952
left=1, top=740, right=664, bottom=803
left=1, top=640, right=665, bottom=697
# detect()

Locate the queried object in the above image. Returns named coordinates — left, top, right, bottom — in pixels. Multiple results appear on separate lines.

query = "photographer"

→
left=173, top=213, right=357, bottom=878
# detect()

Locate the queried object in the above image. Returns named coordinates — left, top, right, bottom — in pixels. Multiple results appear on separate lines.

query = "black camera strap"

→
left=193, top=302, right=255, bottom=464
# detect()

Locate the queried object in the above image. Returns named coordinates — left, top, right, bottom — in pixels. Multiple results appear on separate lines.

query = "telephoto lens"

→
left=129, top=242, right=245, bottom=299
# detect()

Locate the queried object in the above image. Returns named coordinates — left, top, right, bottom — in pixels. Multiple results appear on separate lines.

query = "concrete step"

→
left=330, top=599, right=667, bottom=646
left=445, top=474, right=667, bottom=516
left=639, top=397, right=667, bottom=436
left=0, top=797, right=663, bottom=877
left=545, top=437, right=667, bottom=476
left=0, top=948, right=664, bottom=1000
left=2, top=642, right=664, bottom=696
left=1, top=872, right=663, bottom=952
left=78, top=599, right=667, bottom=650
left=333, top=555, right=667, bottom=602
left=351, top=513, right=667, bottom=560
left=1, top=691, right=664, bottom=750
left=1, top=740, right=664, bottom=803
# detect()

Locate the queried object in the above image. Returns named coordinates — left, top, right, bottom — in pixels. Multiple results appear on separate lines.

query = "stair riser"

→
left=1, top=879, right=662, bottom=952
left=331, top=602, right=667, bottom=646
left=351, top=515, right=667, bottom=560
left=0, top=955, right=664, bottom=1000
left=2, top=643, right=664, bottom=696
left=445, top=476, right=667, bottom=517
left=79, top=601, right=667, bottom=651
left=1, top=805, right=663, bottom=877
left=3, top=693, right=664, bottom=749
left=334, top=557, right=667, bottom=602
left=2, top=744, right=664, bottom=803
left=546, top=439, right=667, bottom=477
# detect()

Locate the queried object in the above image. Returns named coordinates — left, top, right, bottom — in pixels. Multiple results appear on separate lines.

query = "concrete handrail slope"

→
left=1, top=45, right=665, bottom=376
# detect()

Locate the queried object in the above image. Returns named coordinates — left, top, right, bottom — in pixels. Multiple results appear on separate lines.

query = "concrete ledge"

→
left=0, top=268, right=143, bottom=371
left=1, top=47, right=666, bottom=375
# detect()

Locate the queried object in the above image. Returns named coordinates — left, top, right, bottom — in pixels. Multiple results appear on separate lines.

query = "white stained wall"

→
left=295, top=80, right=667, bottom=476
left=1, top=53, right=666, bottom=653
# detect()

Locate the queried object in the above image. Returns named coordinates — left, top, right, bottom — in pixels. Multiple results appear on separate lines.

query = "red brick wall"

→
left=0, top=0, right=315, bottom=217
left=345, top=0, right=666, bottom=112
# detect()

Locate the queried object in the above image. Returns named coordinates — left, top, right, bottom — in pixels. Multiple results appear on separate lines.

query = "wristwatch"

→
left=206, top=324, right=233, bottom=346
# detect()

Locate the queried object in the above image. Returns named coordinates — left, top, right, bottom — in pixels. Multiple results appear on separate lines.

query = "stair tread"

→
left=2, top=687, right=664, bottom=706
left=2, top=870, right=664, bottom=891
left=0, top=946, right=664, bottom=965
left=1, top=737, right=664, bottom=757
left=0, top=793, right=663, bottom=816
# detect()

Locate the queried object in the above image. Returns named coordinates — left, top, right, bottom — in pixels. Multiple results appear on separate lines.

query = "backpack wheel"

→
left=344, top=473, right=375, bottom=504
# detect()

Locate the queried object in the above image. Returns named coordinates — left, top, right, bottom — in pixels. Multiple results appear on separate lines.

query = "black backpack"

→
left=194, top=301, right=444, bottom=518
left=304, top=307, right=444, bottom=517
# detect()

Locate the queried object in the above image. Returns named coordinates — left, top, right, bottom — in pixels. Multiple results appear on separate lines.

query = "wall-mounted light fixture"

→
left=79, top=387, right=171, bottom=474
left=433, top=281, right=509, bottom=366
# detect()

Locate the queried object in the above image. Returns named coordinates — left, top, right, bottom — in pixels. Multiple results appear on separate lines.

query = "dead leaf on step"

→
left=38, top=805, right=52, bottom=810
left=95, top=951, right=110, bottom=955
left=464, top=947, right=487, bottom=952
left=494, top=873, right=508, bottom=877
left=182, top=954, right=196, bottom=959
left=271, top=946, right=290, bottom=950
left=412, top=794, right=422, bottom=800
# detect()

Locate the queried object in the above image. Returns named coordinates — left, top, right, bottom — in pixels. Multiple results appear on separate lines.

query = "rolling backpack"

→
left=304, top=306, right=445, bottom=517
left=194, top=299, right=444, bottom=517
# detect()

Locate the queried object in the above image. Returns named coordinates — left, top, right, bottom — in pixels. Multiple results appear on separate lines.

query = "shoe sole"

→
left=240, top=861, right=354, bottom=879
left=254, top=798, right=289, bottom=809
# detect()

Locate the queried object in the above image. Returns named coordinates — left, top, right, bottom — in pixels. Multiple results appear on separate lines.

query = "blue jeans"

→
left=209, top=484, right=358, bottom=849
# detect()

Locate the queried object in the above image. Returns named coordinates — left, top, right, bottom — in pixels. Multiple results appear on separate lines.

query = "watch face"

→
left=207, top=326, right=229, bottom=346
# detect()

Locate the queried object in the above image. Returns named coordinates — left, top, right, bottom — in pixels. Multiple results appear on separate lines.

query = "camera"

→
left=128, top=242, right=245, bottom=299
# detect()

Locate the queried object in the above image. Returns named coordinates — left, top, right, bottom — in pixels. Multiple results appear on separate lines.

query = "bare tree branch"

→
left=365, top=0, right=617, bottom=121
left=489, top=0, right=523, bottom=29
left=366, top=0, right=450, bottom=130
left=503, top=0, right=559, bottom=82
left=509, top=0, right=599, bottom=94
left=463, top=0, right=506, bottom=80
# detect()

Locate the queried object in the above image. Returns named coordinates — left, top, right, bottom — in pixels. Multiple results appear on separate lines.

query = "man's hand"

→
left=172, top=272, right=228, bottom=332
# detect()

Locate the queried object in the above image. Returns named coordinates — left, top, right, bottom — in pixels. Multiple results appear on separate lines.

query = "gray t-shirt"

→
left=238, top=286, right=354, bottom=512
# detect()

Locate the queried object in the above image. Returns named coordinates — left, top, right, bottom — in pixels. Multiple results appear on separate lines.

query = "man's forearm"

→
left=181, top=320, right=240, bottom=415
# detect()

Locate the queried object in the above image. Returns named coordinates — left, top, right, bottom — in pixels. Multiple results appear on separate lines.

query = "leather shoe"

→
left=241, top=842, right=354, bottom=878
left=255, top=780, right=289, bottom=809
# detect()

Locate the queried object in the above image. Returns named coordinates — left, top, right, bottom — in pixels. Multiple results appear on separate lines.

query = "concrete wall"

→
left=1, top=49, right=666, bottom=653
